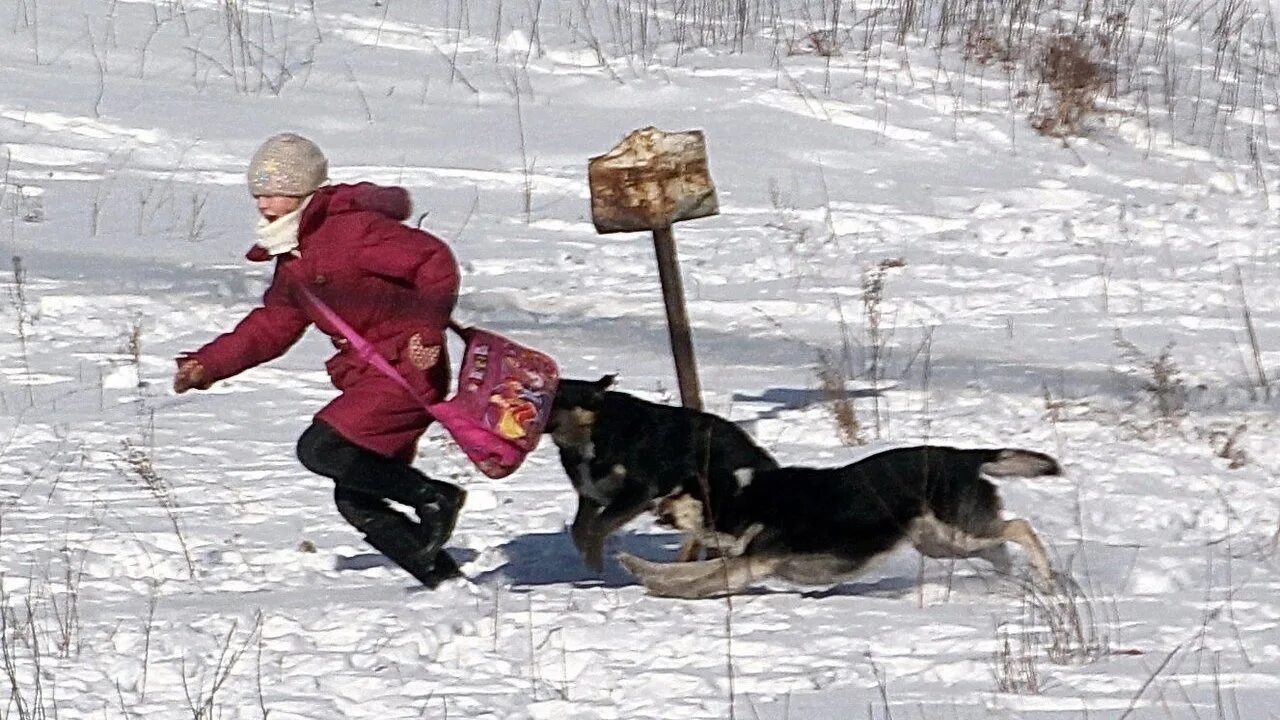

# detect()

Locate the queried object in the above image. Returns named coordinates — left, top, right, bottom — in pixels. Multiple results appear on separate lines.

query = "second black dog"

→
left=622, top=445, right=1062, bottom=598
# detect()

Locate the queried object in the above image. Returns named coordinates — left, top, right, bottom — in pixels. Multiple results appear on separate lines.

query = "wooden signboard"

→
left=588, top=128, right=720, bottom=410
left=588, top=127, right=719, bottom=234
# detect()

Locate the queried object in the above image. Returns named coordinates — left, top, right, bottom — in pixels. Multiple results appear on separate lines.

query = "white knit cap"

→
left=247, top=133, right=328, bottom=197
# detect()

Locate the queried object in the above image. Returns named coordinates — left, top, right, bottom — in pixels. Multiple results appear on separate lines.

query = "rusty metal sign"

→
left=588, top=127, right=719, bottom=234
left=586, top=126, right=720, bottom=410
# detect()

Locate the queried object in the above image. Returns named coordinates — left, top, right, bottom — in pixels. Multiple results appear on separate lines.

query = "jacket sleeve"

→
left=186, top=264, right=311, bottom=383
left=355, top=221, right=461, bottom=327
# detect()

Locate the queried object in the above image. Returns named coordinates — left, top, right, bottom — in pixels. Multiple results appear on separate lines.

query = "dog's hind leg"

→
left=618, top=553, right=783, bottom=599
left=909, top=513, right=1045, bottom=579
left=995, top=518, right=1052, bottom=583
left=774, top=553, right=879, bottom=586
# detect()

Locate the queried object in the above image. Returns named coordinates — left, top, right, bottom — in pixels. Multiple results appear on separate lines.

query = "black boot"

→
left=405, top=480, right=466, bottom=586
left=300, top=423, right=467, bottom=587
left=336, top=490, right=461, bottom=588
left=415, top=482, right=466, bottom=544
left=365, top=518, right=458, bottom=587
left=420, top=547, right=463, bottom=585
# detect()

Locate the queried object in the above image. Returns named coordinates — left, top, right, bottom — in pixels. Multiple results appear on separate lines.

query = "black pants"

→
left=296, top=421, right=465, bottom=585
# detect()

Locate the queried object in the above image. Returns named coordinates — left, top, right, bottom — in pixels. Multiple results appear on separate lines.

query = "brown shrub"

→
left=1031, top=32, right=1113, bottom=137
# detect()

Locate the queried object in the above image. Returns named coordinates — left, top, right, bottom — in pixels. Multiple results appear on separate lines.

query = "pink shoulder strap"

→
left=298, top=286, right=434, bottom=414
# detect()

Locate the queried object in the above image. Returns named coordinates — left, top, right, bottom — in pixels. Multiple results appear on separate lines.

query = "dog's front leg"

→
left=572, top=467, right=650, bottom=573
left=570, top=495, right=604, bottom=561
left=618, top=552, right=783, bottom=599
left=570, top=448, right=621, bottom=506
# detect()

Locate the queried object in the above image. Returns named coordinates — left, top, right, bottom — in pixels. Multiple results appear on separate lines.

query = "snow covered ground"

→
left=2, top=0, right=1279, bottom=717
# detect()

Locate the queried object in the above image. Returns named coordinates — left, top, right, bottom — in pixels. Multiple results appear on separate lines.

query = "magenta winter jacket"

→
left=183, top=183, right=460, bottom=460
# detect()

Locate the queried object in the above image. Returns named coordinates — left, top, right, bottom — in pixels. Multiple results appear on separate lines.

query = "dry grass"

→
left=993, top=571, right=1114, bottom=695
left=180, top=614, right=264, bottom=720
left=993, top=620, right=1042, bottom=694
left=1114, top=333, right=1188, bottom=427
left=115, top=439, right=197, bottom=579
left=559, top=0, right=1280, bottom=174
left=1031, top=31, right=1114, bottom=136
left=8, top=255, right=34, bottom=407
left=816, top=347, right=865, bottom=446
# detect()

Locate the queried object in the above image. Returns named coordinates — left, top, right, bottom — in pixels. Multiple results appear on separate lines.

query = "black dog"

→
left=547, top=375, right=779, bottom=572
left=619, top=445, right=1061, bottom=598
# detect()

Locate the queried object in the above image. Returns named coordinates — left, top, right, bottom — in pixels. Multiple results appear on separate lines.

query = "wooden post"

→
left=651, top=225, right=703, bottom=410
left=588, top=127, right=719, bottom=410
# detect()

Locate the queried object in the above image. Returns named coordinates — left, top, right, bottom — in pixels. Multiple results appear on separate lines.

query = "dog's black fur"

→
left=547, top=375, right=779, bottom=572
left=622, top=445, right=1062, bottom=598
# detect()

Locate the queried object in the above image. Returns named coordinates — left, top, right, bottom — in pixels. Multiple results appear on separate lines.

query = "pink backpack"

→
left=429, top=326, right=560, bottom=478
left=301, top=287, right=559, bottom=478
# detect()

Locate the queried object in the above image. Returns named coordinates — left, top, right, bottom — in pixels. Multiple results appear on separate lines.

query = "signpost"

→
left=588, top=127, right=719, bottom=410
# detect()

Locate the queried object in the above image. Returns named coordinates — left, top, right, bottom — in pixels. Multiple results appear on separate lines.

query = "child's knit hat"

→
left=247, top=133, right=328, bottom=197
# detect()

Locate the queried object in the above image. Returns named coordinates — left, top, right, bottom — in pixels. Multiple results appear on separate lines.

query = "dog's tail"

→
left=979, top=449, right=1062, bottom=478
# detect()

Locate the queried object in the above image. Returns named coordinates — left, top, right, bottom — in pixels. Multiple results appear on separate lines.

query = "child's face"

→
left=255, top=195, right=304, bottom=222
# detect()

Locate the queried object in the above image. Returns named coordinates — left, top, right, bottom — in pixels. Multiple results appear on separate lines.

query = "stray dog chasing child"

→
left=547, top=375, right=779, bottom=572
left=619, top=445, right=1062, bottom=599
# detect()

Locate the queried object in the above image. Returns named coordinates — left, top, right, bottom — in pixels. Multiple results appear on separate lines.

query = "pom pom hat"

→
left=247, top=133, right=328, bottom=197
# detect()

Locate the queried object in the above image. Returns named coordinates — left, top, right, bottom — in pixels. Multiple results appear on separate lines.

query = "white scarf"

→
left=254, top=195, right=312, bottom=256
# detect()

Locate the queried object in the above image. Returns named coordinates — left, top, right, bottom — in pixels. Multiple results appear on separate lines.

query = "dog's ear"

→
left=581, top=374, right=615, bottom=405
left=551, top=376, right=612, bottom=411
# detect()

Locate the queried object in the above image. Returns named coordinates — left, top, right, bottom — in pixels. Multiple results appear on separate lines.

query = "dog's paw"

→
left=569, top=522, right=591, bottom=554
left=569, top=523, right=607, bottom=573
left=583, top=545, right=606, bottom=574
left=616, top=552, right=655, bottom=577
left=577, top=531, right=608, bottom=574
